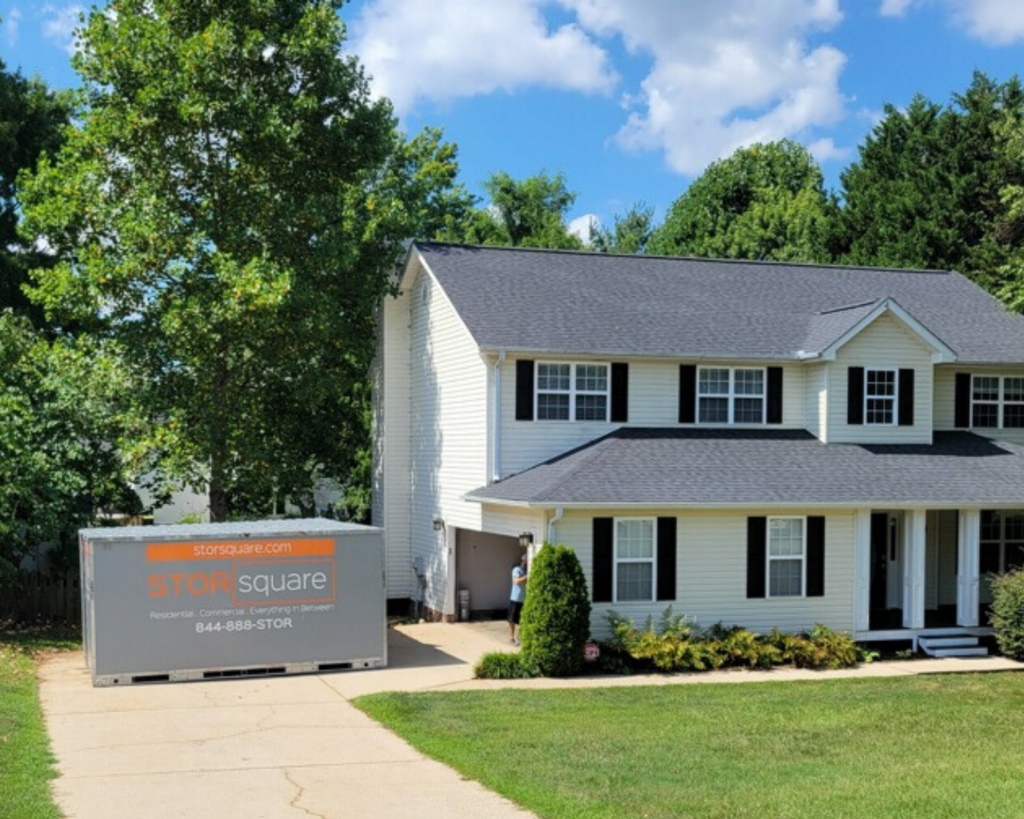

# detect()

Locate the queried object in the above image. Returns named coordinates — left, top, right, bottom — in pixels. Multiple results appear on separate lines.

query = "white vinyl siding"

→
left=934, top=366, right=1024, bottom=446
left=804, top=363, right=828, bottom=442
left=500, top=359, right=805, bottom=477
left=408, top=268, right=489, bottom=614
left=829, top=313, right=933, bottom=444
left=554, top=508, right=855, bottom=638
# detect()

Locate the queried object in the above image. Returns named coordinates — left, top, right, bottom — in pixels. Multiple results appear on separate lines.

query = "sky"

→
left=3, top=1, right=1024, bottom=240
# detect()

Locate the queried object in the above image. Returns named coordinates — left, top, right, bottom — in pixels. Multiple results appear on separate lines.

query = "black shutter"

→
left=847, top=367, right=864, bottom=425
left=611, top=363, right=629, bottom=423
left=592, top=518, right=613, bottom=603
left=955, top=373, right=971, bottom=428
left=870, top=513, right=889, bottom=610
left=898, top=369, right=915, bottom=426
left=515, top=360, right=534, bottom=421
left=747, top=517, right=766, bottom=598
left=806, top=516, right=825, bottom=597
left=679, top=365, right=696, bottom=424
left=656, top=517, right=677, bottom=601
left=767, top=366, right=784, bottom=424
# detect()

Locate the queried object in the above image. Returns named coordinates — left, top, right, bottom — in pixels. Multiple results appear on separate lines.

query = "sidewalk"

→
left=39, top=621, right=1023, bottom=819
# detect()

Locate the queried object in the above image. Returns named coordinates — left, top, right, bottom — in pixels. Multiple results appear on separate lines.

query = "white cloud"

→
left=42, top=4, right=83, bottom=55
left=351, top=0, right=617, bottom=116
left=568, top=213, right=599, bottom=244
left=946, top=0, right=1024, bottom=46
left=565, top=0, right=848, bottom=175
left=879, top=0, right=917, bottom=16
left=2, top=7, right=22, bottom=47
left=806, top=137, right=850, bottom=163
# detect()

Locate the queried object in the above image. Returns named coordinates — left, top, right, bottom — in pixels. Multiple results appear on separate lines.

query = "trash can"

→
left=458, top=588, right=470, bottom=622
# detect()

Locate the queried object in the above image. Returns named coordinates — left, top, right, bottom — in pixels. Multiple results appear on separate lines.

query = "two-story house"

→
left=374, top=242, right=1024, bottom=650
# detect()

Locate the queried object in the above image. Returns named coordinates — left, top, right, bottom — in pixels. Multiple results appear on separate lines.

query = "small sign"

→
left=584, top=641, right=600, bottom=662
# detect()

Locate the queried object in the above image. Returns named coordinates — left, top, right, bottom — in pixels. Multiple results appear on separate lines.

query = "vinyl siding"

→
left=553, top=508, right=856, bottom=639
left=409, top=269, right=489, bottom=614
left=500, top=358, right=807, bottom=477
left=376, top=287, right=413, bottom=599
left=828, top=313, right=934, bottom=444
left=804, top=363, right=828, bottom=441
left=933, top=365, right=1024, bottom=446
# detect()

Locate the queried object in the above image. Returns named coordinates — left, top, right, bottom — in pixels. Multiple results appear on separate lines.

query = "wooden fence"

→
left=0, top=573, right=81, bottom=623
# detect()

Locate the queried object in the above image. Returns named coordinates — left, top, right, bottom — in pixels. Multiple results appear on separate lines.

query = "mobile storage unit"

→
left=79, top=519, right=385, bottom=686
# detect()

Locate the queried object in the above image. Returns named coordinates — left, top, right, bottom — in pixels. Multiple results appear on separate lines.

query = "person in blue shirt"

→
left=507, top=552, right=528, bottom=645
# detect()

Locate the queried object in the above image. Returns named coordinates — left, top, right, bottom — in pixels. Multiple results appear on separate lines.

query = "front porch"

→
left=853, top=508, right=1019, bottom=644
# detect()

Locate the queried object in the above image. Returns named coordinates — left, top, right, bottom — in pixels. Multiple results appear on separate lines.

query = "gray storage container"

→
left=79, top=519, right=385, bottom=686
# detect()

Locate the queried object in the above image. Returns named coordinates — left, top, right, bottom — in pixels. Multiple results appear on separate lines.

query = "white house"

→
left=374, top=242, right=1024, bottom=651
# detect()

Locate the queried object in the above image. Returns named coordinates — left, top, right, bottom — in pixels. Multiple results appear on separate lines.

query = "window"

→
left=614, top=518, right=655, bottom=602
left=697, top=367, right=765, bottom=424
left=536, top=362, right=608, bottom=421
left=972, top=376, right=1024, bottom=429
left=768, top=517, right=805, bottom=598
left=865, top=369, right=896, bottom=425
left=980, top=510, right=1024, bottom=574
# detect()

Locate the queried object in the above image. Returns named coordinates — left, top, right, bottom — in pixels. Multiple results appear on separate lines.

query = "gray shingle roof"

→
left=413, top=243, right=1024, bottom=363
left=466, top=429, right=1024, bottom=507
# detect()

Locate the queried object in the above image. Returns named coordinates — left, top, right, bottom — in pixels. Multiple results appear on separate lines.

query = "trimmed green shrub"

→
left=519, top=543, right=592, bottom=677
left=474, top=651, right=538, bottom=679
left=991, top=569, right=1024, bottom=660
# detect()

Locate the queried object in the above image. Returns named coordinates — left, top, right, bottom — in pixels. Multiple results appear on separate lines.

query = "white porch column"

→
left=854, top=509, right=872, bottom=632
left=902, top=509, right=927, bottom=629
left=957, top=509, right=980, bottom=627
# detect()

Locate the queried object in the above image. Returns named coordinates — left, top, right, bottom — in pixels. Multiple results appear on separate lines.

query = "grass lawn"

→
left=357, top=673, right=1024, bottom=819
left=0, top=623, right=79, bottom=819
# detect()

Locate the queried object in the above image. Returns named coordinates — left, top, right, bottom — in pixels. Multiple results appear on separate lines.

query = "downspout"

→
left=491, top=351, right=505, bottom=483
left=547, top=506, right=564, bottom=546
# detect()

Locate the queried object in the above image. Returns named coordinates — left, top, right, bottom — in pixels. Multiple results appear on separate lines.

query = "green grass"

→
left=0, top=622, right=79, bottom=819
left=356, top=673, right=1024, bottom=819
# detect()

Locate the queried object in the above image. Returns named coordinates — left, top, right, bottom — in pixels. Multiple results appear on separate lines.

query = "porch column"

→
left=854, top=509, right=872, bottom=632
left=957, top=509, right=980, bottom=627
left=902, top=509, right=926, bottom=629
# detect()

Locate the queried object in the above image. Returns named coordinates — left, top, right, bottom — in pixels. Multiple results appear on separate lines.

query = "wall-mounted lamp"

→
left=518, top=532, right=534, bottom=549
left=432, top=517, right=445, bottom=532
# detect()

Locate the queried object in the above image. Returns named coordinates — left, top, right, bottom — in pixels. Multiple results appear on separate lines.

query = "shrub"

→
left=991, top=570, right=1024, bottom=660
left=519, top=543, right=592, bottom=677
left=474, top=651, right=538, bottom=679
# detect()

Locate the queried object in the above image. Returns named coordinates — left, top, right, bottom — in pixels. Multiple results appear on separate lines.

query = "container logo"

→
left=233, top=559, right=334, bottom=606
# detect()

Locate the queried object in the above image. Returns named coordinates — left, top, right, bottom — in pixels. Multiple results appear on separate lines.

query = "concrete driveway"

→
left=39, top=621, right=1023, bottom=819
left=39, top=621, right=534, bottom=819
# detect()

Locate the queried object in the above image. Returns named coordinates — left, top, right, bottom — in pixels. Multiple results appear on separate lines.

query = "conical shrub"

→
left=519, top=543, right=591, bottom=677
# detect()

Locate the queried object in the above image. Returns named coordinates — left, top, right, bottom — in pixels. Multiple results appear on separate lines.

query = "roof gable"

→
left=410, top=243, right=1024, bottom=364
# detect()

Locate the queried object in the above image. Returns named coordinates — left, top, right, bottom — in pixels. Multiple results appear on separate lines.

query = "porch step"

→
left=918, top=635, right=988, bottom=658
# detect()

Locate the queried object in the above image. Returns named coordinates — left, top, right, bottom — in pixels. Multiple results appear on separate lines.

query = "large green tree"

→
left=0, top=52, right=69, bottom=324
left=0, top=311, right=138, bottom=576
left=442, top=170, right=584, bottom=249
left=837, top=73, right=1024, bottom=283
left=590, top=202, right=654, bottom=255
left=646, top=140, right=833, bottom=262
left=19, top=0, right=454, bottom=521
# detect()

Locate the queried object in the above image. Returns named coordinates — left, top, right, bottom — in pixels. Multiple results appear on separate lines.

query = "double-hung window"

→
left=865, top=369, right=897, bottom=425
left=614, top=518, right=655, bottom=602
left=980, top=510, right=1024, bottom=574
left=972, top=376, right=1024, bottom=429
left=768, top=517, right=805, bottom=598
left=697, top=367, right=765, bottom=424
left=536, top=362, right=608, bottom=421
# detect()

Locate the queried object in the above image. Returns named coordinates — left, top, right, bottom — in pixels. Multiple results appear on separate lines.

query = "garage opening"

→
left=455, top=530, right=523, bottom=620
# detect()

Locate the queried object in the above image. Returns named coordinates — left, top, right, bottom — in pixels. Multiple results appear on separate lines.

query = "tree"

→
left=0, top=52, right=70, bottom=325
left=590, top=202, right=654, bottom=255
left=0, top=311, right=139, bottom=576
left=441, top=170, right=584, bottom=249
left=837, top=73, right=1024, bottom=283
left=647, top=140, right=833, bottom=262
left=519, top=543, right=591, bottom=677
left=19, top=0, right=452, bottom=521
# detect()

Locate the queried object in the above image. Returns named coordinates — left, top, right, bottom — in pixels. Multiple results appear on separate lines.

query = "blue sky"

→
left=3, top=1, right=1024, bottom=239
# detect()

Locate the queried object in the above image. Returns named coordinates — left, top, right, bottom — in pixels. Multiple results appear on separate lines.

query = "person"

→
left=507, top=552, right=528, bottom=645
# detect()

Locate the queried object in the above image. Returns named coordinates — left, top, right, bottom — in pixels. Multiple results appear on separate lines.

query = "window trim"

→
left=971, top=375, right=1024, bottom=430
left=696, top=366, right=766, bottom=425
left=864, top=368, right=898, bottom=427
left=534, top=361, right=610, bottom=422
left=980, top=510, right=1024, bottom=574
left=613, top=516, right=657, bottom=603
left=766, top=516, right=806, bottom=599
